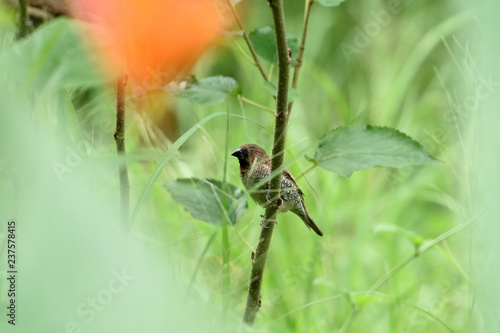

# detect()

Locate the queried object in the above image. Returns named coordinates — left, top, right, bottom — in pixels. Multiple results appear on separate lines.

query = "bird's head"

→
left=231, top=144, right=269, bottom=170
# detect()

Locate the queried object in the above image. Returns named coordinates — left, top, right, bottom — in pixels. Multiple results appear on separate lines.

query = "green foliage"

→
left=249, top=26, right=299, bottom=66
left=314, top=126, right=441, bottom=177
left=0, top=18, right=101, bottom=92
left=163, top=178, right=247, bottom=225
left=131, top=111, right=232, bottom=223
left=0, top=0, right=480, bottom=332
left=177, top=76, right=240, bottom=106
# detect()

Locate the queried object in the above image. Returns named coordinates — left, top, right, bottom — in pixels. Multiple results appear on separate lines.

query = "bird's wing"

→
left=282, top=168, right=304, bottom=196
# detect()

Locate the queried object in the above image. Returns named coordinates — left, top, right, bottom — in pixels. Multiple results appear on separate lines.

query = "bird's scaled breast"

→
left=242, top=165, right=269, bottom=206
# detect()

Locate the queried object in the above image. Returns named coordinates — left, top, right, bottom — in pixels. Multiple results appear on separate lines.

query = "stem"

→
left=293, top=0, right=314, bottom=89
left=296, top=163, right=317, bottom=180
left=287, top=0, right=315, bottom=114
left=17, top=0, right=27, bottom=39
left=114, top=75, right=130, bottom=227
left=230, top=38, right=256, bottom=64
left=339, top=306, right=360, bottom=333
left=239, top=96, right=274, bottom=113
left=226, top=0, right=269, bottom=82
left=339, top=211, right=483, bottom=333
left=242, top=0, right=290, bottom=326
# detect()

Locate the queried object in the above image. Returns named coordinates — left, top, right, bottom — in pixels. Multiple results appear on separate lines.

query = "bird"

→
left=231, top=143, right=323, bottom=236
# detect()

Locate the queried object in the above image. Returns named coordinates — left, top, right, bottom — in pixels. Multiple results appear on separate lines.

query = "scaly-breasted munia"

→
left=231, top=143, right=323, bottom=236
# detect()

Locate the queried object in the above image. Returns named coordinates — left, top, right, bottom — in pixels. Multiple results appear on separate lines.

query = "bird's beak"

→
left=231, top=148, right=243, bottom=159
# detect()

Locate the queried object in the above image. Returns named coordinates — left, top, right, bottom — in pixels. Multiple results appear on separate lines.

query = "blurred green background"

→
left=0, top=0, right=497, bottom=332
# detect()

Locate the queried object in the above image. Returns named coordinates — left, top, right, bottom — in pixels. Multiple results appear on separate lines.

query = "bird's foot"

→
left=260, top=215, right=277, bottom=228
left=265, top=192, right=283, bottom=208
left=259, top=215, right=267, bottom=228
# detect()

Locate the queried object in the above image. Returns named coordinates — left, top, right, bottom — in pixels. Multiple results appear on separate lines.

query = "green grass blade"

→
left=131, top=112, right=226, bottom=223
left=184, top=229, right=220, bottom=300
left=221, top=103, right=231, bottom=323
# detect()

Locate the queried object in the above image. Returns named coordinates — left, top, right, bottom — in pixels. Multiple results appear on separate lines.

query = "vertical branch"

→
left=114, top=74, right=130, bottom=226
left=288, top=0, right=315, bottom=114
left=242, top=0, right=290, bottom=326
left=17, top=0, right=27, bottom=39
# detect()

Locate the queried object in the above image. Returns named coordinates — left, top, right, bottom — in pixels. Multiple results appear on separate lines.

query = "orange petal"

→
left=71, top=0, right=227, bottom=86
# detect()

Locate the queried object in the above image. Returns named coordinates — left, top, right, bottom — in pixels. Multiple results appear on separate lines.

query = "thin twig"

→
left=295, top=162, right=317, bottom=180
left=114, top=74, right=130, bottom=227
left=292, top=0, right=314, bottom=89
left=242, top=0, right=290, bottom=326
left=239, top=96, right=275, bottom=113
left=226, top=0, right=269, bottom=82
left=230, top=38, right=256, bottom=64
left=288, top=0, right=315, bottom=114
left=231, top=223, right=255, bottom=252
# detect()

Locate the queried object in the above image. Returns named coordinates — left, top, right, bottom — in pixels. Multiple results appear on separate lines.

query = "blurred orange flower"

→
left=71, top=0, right=227, bottom=87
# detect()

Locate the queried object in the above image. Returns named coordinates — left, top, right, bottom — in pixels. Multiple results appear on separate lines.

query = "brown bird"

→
left=231, top=143, right=323, bottom=236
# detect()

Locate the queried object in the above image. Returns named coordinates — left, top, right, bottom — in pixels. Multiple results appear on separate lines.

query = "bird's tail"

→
left=296, top=202, right=323, bottom=236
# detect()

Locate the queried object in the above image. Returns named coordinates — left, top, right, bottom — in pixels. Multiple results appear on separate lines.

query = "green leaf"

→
left=177, top=76, right=239, bottom=106
left=317, top=0, right=346, bottom=7
left=249, top=27, right=299, bottom=66
left=163, top=178, right=247, bottom=225
left=314, top=126, right=441, bottom=177
left=0, top=18, right=102, bottom=93
left=263, top=81, right=300, bottom=102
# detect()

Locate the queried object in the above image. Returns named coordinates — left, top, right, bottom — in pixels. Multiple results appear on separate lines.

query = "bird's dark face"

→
left=231, top=144, right=269, bottom=170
